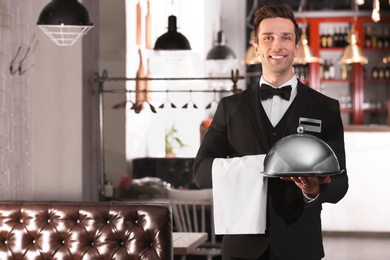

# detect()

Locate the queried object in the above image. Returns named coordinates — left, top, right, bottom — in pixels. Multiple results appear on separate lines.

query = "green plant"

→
left=165, top=125, right=185, bottom=155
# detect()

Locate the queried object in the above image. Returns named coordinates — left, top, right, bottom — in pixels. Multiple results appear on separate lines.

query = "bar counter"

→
left=321, top=125, right=390, bottom=233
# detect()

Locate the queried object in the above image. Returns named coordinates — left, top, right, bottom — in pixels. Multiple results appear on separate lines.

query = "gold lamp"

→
left=338, top=28, right=368, bottom=64
left=294, top=0, right=321, bottom=64
left=294, top=26, right=321, bottom=64
left=243, top=31, right=260, bottom=65
left=338, top=2, right=368, bottom=64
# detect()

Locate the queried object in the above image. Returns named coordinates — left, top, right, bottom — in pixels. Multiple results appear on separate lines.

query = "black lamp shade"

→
left=154, top=15, right=191, bottom=50
left=206, top=31, right=236, bottom=60
left=37, top=0, right=93, bottom=26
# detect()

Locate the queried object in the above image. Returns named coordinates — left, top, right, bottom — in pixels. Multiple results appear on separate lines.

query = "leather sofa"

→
left=0, top=201, right=173, bottom=259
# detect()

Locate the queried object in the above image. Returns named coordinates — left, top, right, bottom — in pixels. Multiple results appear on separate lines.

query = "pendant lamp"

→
left=154, top=15, right=191, bottom=50
left=338, top=1, right=368, bottom=64
left=243, top=31, right=261, bottom=65
left=37, top=0, right=93, bottom=46
left=294, top=26, right=321, bottom=64
left=206, top=31, right=236, bottom=60
left=338, top=28, right=368, bottom=64
left=294, top=0, right=320, bottom=64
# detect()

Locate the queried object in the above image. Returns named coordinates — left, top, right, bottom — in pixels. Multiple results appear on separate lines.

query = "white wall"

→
left=30, top=0, right=83, bottom=200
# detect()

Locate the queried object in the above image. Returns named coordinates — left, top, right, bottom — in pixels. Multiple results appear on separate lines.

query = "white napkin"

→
left=212, top=154, right=267, bottom=234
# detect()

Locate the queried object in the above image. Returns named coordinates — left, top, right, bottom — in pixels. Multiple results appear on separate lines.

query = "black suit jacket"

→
left=193, top=81, right=349, bottom=259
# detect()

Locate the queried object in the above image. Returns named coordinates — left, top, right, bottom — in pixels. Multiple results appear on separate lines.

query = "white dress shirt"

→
left=259, top=76, right=298, bottom=127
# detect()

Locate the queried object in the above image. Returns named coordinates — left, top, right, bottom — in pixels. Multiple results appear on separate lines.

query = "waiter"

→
left=193, top=4, right=348, bottom=260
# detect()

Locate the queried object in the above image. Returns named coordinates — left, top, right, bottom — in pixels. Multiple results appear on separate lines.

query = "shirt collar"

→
left=259, top=76, right=298, bottom=91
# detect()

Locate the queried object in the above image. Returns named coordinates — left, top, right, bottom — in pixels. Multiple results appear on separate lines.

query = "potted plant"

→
left=165, top=125, right=185, bottom=157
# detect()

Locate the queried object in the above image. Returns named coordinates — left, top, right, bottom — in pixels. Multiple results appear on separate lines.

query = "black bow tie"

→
left=259, top=84, right=292, bottom=101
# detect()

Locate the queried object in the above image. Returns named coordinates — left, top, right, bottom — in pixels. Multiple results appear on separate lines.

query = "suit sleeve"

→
left=318, top=99, right=349, bottom=204
left=193, top=98, right=229, bottom=189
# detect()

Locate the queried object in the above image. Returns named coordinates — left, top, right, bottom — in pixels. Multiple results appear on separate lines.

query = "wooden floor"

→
left=323, top=232, right=390, bottom=260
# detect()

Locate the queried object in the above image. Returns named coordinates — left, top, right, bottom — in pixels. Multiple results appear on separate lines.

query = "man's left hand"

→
left=281, top=176, right=331, bottom=198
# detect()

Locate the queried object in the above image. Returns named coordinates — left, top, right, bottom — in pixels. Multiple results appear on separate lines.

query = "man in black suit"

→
left=193, top=4, right=348, bottom=260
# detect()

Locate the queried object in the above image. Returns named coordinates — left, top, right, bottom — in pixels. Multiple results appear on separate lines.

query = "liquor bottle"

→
left=385, top=64, right=390, bottom=79
left=333, top=27, right=340, bottom=47
left=371, top=66, right=379, bottom=79
left=327, top=28, right=333, bottom=48
left=320, top=28, right=328, bottom=48
left=299, top=65, right=305, bottom=80
left=365, top=26, right=372, bottom=48
left=337, top=27, right=343, bottom=47
left=362, top=65, right=367, bottom=79
left=323, top=59, right=330, bottom=79
left=294, top=64, right=301, bottom=79
left=303, top=64, right=309, bottom=79
left=377, top=27, right=383, bottom=49
left=383, top=27, right=390, bottom=49
left=341, top=64, right=348, bottom=79
left=328, top=59, right=336, bottom=79
left=343, top=26, right=349, bottom=47
left=378, top=65, right=385, bottom=79
left=371, top=27, right=377, bottom=48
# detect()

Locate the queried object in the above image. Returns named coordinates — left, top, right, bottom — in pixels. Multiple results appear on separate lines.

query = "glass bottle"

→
left=328, top=59, right=336, bottom=79
left=371, top=66, right=379, bottom=79
left=320, top=28, right=328, bottom=48
left=327, top=28, right=333, bottom=48
left=371, top=27, right=377, bottom=49
left=365, top=26, right=372, bottom=48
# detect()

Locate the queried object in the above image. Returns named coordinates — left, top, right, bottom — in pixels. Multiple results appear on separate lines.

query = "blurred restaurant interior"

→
left=1, top=0, right=390, bottom=259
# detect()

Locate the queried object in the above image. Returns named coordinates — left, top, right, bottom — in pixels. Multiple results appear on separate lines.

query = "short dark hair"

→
left=253, top=4, right=300, bottom=44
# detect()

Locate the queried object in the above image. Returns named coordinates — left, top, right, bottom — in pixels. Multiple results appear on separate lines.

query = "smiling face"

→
left=253, top=17, right=300, bottom=85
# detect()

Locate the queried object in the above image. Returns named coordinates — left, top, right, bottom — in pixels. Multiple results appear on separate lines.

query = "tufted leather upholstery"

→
left=0, top=201, right=173, bottom=260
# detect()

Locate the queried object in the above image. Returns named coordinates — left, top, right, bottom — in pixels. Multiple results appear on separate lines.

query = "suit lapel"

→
left=244, top=84, right=271, bottom=151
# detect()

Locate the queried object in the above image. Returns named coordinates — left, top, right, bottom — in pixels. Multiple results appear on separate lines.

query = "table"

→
left=173, top=232, right=208, bottom=255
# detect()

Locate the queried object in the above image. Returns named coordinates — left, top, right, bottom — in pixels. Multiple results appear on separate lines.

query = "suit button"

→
left=273, top=132, right=277, bottom=136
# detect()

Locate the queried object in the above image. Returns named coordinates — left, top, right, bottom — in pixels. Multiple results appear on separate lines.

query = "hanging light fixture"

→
left=153, top=15, right=191, bottom=50
left=206, top=31, right=235, bottom=60
left=338, top=3, right=368, bottom=64
left=356, top=0, right=365, bottom=5
left=294, top=0, right=321, bottom=64
left=372, top=0, right=381, bottom=22
left=207, top=30, right=236, bottom=60
left=294, top=26, right=321, bottom=64
left=37, top=0, right=93, bottom=46
left=243, top=31, right=261, bottom=65
left=243, top=0, right=260, bottom=65
left=338, top=28, right=368, bottom=64
left=207, top=0, right=235, bottom=60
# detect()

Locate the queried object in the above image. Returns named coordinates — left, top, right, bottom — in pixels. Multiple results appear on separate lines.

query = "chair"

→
left=168, top=188, right=221, bottom=260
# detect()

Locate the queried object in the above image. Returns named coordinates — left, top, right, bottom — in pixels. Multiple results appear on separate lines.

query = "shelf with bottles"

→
left=362, top=53, right=390, bottom=81
left=297, top=16, right=390, bottom=125
left=362, top=79, right=388, bottom=118
left=293, top=64, right=310, bottom=85
left=363, top=23, right=390, bottom=50
left=319, top=22, right=350, bottom=49
left=319, top=53, right=354, bottom=81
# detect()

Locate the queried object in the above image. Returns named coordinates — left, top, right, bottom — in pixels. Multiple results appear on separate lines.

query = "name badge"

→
left=299, top=117, right=322, bottom=133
